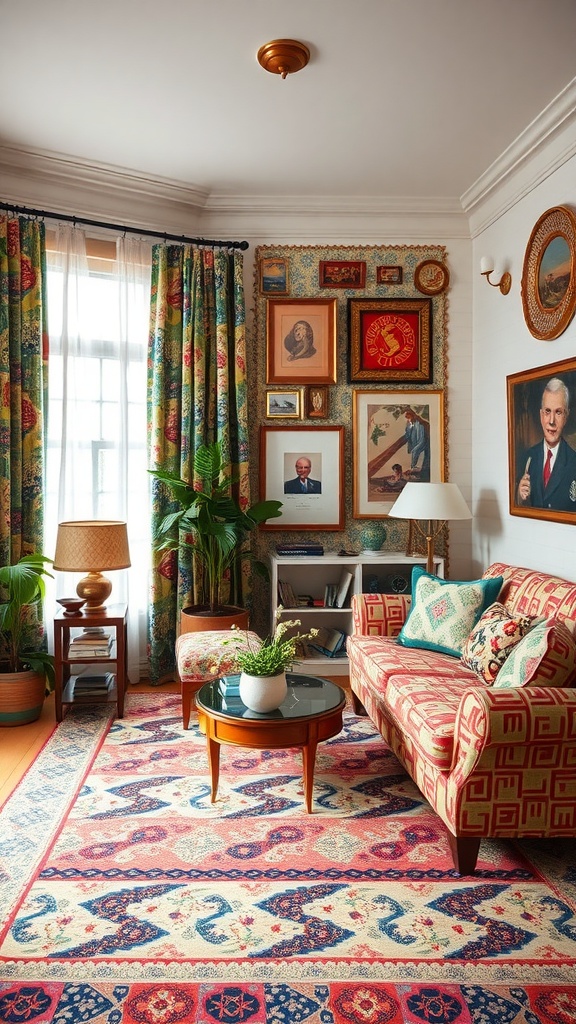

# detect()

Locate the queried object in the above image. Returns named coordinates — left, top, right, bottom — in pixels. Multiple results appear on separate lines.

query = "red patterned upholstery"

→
left=347, top=562, right=576, bottom=873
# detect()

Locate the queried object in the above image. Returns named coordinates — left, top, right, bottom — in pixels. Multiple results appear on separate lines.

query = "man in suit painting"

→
left=517, top=377, right=576, bottom=513
left=284, top=456, right=322, bottom=494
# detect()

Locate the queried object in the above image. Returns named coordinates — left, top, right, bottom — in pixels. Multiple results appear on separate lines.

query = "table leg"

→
left=207, top=736, right=221, bottom=803
left=301, top=738, right=318, bottom=813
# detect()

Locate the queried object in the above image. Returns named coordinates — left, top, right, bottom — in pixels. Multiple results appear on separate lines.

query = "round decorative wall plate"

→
left=414, top=259, right=450, bottom=296
left=521, top=205, right=576, bottom=341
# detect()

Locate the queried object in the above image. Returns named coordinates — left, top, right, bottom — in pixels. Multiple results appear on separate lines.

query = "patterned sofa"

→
left=346, top=562, right=576, bottom=874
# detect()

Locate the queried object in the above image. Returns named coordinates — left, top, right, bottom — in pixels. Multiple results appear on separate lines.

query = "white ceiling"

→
left=1, top=0, right=576, bottom=204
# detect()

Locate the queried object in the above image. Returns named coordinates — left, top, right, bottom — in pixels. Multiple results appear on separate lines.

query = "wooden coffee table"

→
left=195, top=672, right=346, bottom=813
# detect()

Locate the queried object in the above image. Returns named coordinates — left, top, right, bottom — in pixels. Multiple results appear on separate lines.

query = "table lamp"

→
left=53, top=520, right=131, bottom=611
left=387, top=482, right=471, bottom=574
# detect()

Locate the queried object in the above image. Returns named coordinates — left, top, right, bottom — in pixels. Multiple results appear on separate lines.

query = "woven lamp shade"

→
left=53, top=520, right=131, bottom=611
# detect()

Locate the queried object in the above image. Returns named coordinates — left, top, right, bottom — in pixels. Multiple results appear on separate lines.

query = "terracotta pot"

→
left=179, top=604, right=250, bottom=635
left=239, top=670, right=288, bottom=713
left=0, top=668, right=46, bottom=727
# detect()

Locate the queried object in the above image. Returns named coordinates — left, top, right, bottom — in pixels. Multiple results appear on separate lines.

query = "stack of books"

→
left=73, top=672, right=114, bottom=701
left=276, top=542, right=324, bottom=557
left=68, top=628, right=113, bottom=660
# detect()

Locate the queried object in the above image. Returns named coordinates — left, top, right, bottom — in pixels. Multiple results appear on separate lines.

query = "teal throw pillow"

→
left=397, top=568, right=504, bottom=658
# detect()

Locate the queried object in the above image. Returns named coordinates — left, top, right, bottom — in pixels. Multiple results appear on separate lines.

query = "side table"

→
left=53, top=603, right=128, bottom=722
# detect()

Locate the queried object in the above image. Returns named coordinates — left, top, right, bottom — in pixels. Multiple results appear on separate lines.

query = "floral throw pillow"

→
left=492, top=617, right=576, bottom=689
left=396, top=568, right=503, bottom=658
left=460, top=601, right=537, bottom=684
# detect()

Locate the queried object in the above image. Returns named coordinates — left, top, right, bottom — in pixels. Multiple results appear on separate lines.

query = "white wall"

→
left=471, top=153, right=576, bottom=582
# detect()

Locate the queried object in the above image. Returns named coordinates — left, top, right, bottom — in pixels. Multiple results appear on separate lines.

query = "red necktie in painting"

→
left=543, top=448, right=553, bottom=488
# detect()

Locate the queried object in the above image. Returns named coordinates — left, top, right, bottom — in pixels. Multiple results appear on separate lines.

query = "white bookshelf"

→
left=271, top=551, right=445, bottom=676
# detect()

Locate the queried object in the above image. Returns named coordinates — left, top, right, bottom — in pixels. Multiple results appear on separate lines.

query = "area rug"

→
left=1, top=692, right=576, bottom=1024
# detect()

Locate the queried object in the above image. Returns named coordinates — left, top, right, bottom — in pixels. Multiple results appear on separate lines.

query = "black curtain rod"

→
left=0, top=200, right=249, bottom=251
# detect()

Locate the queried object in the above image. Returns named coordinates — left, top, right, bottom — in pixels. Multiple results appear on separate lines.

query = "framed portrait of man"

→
left=507, top=356, right=576, bottom=524
left=260, top=425, right=345, bottom=530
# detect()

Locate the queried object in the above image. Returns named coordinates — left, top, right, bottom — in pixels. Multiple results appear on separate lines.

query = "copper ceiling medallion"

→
left=257, top=39, right=310, bottom=79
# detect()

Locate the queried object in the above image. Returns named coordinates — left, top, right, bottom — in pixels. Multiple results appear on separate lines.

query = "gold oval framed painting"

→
left=521, top=205, right=576, bottom=341
left=414, top=259, right=450, bottom=296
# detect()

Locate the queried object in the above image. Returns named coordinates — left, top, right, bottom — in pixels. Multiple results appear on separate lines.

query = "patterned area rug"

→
left=1, top=692, right=576, bottom=1024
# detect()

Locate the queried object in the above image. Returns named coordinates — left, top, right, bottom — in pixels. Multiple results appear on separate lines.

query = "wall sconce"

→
left=480, top=257, right=512, bottom=295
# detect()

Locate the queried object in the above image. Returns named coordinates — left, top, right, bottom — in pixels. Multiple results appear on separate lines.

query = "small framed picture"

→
left=259, top=256, right=290, bottom=296
left=266, top=297, right=337, bottom=385
left=352, top=389, right=445, bottom=517
left=305, top=385, right=329, bottom=419
left=348, top=297, right=432, bottom=383
left=319, top=260, right=366, bottom=289
left=266, top=390, right=302, bottom=419
left=376, top=265, right=403, bottom=285
left=260, top=425, right=345, bottom=530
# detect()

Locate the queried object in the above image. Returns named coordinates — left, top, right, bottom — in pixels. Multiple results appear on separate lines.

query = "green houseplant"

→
left=0, top=554, right=56, bottom=726
left=222, top=610, right=319, bottom=713
left=150, top=441, right=282, bottom=626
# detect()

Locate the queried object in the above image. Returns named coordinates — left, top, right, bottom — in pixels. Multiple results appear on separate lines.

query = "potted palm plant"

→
left=0, top=553, right=56, bottom=726
left=150, top=441, right=282, bottom=631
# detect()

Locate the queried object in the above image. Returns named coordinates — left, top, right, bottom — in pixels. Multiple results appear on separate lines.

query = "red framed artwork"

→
left=348, top=297, right=432, bottom=383
left=319, top=260, right=366, bottom=289
left=376, top=265, right=403, bottom=285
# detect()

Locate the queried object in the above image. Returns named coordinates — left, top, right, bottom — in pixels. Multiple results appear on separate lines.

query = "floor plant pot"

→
left=239, top=670, right=287, bottom=714
left=0, top=668, right=46, bottom=727
left=180, top=605, right=250, bottom=635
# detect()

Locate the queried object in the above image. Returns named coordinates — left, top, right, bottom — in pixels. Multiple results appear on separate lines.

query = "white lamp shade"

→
left=53, top=520, right=131, bottom=571
left=388, top=482, right=472, bottom=522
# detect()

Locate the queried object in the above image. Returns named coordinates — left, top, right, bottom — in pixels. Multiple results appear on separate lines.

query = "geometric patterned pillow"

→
left=460, top=601, right=538, bottom=684
left=396, top=568, right=503, bottom=658
left=492, top=618, right=576, bottom=688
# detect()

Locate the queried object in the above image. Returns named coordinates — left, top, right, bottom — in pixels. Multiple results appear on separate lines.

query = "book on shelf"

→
left=73, top=672, right=114, bottom=697
left=68, top=644, right=113, bottom=659
left=334, top=569, right=354, bottom=608
left=276, top=543, right=324, bottom=556
left=324, top=583, right=337, bottom=607
left=309, top=626, right=348, bottom=658
left=278, top=579, right=298, bottom=607
left=70, top=632, right=112, bottom=645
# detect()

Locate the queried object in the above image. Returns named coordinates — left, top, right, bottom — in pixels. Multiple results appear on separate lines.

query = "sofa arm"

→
left=452, top=685, right=576, bottom=780
left=351, top=592, right=411, bottom=637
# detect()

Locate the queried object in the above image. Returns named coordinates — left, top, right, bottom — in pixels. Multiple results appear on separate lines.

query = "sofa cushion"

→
left=492, top=618, right=576, bottom=689
left=397, top=568, right=503, bottom=658
left=460, top=601, right=538, bottom=684
left=347, top=633, right=478, bottom=697
left=384, top=676, right=486, bottom=771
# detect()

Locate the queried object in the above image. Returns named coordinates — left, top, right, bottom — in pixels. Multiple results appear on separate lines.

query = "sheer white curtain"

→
left=46, top=227, right=152, bottom=682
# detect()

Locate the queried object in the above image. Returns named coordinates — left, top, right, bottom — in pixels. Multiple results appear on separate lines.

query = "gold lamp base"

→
left=76, top=572, right=112, bottom=612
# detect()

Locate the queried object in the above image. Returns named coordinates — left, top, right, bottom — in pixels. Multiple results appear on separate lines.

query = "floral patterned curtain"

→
left=0, top=215, right=48, bottom=567
left=147, top=245, right=248, bottom=682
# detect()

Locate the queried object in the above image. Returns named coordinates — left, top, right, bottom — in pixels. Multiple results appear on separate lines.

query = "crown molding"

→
left=461, top=76, right=576, bottom=234
left=0, top=142, right=469, bottom=239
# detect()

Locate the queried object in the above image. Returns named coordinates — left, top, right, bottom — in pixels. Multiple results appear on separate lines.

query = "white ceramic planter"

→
left=239, top=671, right=287, bottom=713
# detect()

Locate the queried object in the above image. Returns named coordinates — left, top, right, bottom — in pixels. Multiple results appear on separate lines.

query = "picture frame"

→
left=376, top=265, right=403, bottom=285
left=259, top=256, right=290, bottom=296
left=348, top=297, right=432, bottom=383
left=521, top=205, right=576, bottom=341
left=266, top=297, right=338, bottom=385
left=304, top=385, right=329, bottom=419
left=352, top=389, right=446, bottom=517
left=414, top=259, right=450, bottom=296
left=319, top=260, right=366, bottom=289
left=266, top=389, right=302, bottom=419
left=507, top=356, right=576, bottom=525
left=260, top=425, right=345, bottom=530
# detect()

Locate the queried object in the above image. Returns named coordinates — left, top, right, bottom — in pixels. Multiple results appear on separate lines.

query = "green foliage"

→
left=0, top=554, right=56, bottom=691
left=224, top=611, right=318, bottom=677
left=149, top=441, right=283, bottom=613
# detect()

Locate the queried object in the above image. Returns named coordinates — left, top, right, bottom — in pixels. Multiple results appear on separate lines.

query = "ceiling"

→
left=1, top=0, right=576, bottom=205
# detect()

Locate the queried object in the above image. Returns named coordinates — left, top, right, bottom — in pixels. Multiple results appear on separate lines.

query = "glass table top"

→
left=196, top=672, right=346, bottom=720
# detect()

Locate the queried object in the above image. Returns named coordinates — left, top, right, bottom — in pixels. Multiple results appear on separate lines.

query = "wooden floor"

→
left=0, top=676, right=349, bottom=806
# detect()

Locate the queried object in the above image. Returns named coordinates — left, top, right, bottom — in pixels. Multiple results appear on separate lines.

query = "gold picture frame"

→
left=265, top=390, right=302, bottom=418
left=266, top=298, right=337, bottom=385
left=521, top=205, right=576, bottom=341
